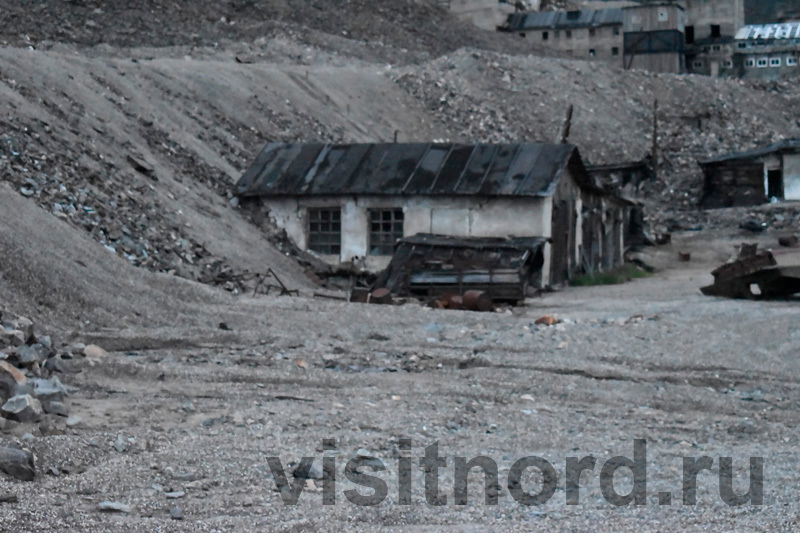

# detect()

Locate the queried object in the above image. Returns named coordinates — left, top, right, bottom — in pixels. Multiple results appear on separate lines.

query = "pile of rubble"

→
left=0, top=309, right=100, bottom=481
left=0, top=118, right=261, bottom=294
left=0, top=310, right=75, bottom=430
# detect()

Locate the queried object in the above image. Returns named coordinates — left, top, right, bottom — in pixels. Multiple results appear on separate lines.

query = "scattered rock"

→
left=66, top=415, right=83, bottom=428
left=98, top=501, right=132, bottom=513
left=84, top=344, right=109, bottom=359
left=32, top=376, right=67, bottom=404
left=16, top=344, right=49, bottom=366
left=170, top=506, right=184, bottom=520
left=0, top=492, right=18, bottom=504
left=43, top=401, right=69, bottom=417
left=0, top=446, right=36, bottom=481
left=165, top=491, right=186, bottom=499
left=2, top=394, right=44, bottom=423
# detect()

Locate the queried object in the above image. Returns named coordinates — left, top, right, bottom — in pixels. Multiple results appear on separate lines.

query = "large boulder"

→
left=1, top=394, right=43, bottom=423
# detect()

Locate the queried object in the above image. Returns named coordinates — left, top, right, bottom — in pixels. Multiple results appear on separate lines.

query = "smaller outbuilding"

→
left=374, top=233, right=547, bottom=303
left=699, top=138, right=800, bottom=208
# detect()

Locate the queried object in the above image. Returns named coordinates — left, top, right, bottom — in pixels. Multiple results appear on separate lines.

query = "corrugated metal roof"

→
left=236, top=142, right=589, bottom=198
left=735, top=22, right=800, bottom=41
left=506, top=8, right=623, bottom=31
left=699, top=138, right=800, bottom=165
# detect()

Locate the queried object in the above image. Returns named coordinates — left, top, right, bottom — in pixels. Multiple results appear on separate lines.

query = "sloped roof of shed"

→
left=236, top=142, right=590, bottom=198
left=699, top=138, right=800, bottom=165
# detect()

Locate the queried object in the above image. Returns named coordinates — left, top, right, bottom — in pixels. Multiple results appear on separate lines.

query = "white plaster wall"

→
left=783, top=153, right=800, bottom=200
left=258, top=195, right=553, bottom=273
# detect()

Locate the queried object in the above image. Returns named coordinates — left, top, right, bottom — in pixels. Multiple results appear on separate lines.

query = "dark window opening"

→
left=686, top=25, right=695, bottom=44
left=589, top=49, right=596, bottom=57
left=612, top=47, right=619, bottom=56
left=767, top=169, right=784, bottom=199
left=368, top=209, right=404, bottom=256
left=589, top=28, right=596, bottom=37
left=519, top=32, right=526, bottom=38
left=308, top=208, right=341, bottom=255
left=542, top=31, right=548, bottom=41
left=710, top=24, right=721, bottom=38
left=566, top=10, right=580, bottom=20
left=565, top=29, right=572, bottom=38
left=613, top=26, right=620, bottom=36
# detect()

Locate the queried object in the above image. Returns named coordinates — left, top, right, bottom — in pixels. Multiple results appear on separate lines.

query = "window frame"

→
left=770, top=57, right=782, bottom=67
left=367, top=208, right=405, bottom=256
left=307, top=207, right=342, bottom=256
left=787, top=56, right=798, bottom=66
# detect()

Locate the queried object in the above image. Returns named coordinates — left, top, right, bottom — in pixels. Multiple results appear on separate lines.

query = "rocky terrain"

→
left=1, top=0, right=800, bottom=530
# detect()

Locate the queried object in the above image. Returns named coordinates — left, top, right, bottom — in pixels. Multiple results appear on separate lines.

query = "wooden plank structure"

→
left=373, top=233, right=547, bottom=303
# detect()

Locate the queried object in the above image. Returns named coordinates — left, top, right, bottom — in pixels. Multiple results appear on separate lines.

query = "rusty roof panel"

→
left=236, top=142, right=583, bottom=198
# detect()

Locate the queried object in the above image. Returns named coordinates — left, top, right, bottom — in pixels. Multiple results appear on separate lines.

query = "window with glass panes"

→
left=308, top=208, right=341, bottom=255
left=368, top=209, right=404, bottom=255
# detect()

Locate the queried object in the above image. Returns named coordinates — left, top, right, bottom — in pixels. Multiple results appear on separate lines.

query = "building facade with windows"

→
left=235, top=142, right=631, bottom=287
left=500, top=8, right=625, bottom=63
left=687, top=22, right=800, bottom=78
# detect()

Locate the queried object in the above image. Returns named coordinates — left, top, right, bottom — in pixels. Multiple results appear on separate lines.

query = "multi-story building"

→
left=688, top=22, right=800, bottom=79
left=500, top=8, right=626, bottom=63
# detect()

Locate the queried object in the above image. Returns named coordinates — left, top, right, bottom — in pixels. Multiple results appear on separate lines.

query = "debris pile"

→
left=701, top=245, right=800, bottom=299
left=0, top=310, right=72, bottom=428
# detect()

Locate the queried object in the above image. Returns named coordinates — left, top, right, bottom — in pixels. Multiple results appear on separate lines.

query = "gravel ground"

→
left=1, top=236, right=799, bottom=531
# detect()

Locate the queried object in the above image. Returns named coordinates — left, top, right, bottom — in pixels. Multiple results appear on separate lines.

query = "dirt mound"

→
left=0, top=0, right=533, bottom=58
left=391, top=48, right=800, bottom=216
left=0, top=183, right=234, bottom=330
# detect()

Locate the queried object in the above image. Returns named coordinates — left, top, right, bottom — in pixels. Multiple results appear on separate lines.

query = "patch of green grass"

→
left=570, top=263, right=652, bottom=287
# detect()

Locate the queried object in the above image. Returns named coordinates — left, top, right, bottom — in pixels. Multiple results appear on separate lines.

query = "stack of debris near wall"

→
left=373, top=233, right=547, bottom=304
left=700, top=245, right=800, bottom=299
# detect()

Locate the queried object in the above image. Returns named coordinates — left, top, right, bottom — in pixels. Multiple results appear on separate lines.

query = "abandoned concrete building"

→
left=688, top=22, right=800, bottom=78
left=699, top=138, right=800, bottom=208
left=500, top=7, right=626, bottom=63
left=497, top=0, right=800, bottom=78
left=235, top=142, right=632, bottom=288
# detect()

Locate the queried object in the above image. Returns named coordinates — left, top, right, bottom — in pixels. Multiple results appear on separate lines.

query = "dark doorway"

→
left=710, top=24, right=721, bottom=38
left=767, top=169, right=784, bottom=199
left=685, top=25, right=695, bottom=44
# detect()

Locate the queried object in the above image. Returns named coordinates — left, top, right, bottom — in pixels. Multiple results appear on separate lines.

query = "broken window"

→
left=724, top=60, right=734, bottom=68
left=542, top=31, right=549, bottom=41
left=565, top=30, right=572, bottom=38
left=711, top=24, right=721, bottom=38
left=612, top=47, right=619, bottom=56
left=686, top=26, right=695, bottom=44
left=308, top=208, right=341, bottom=255
left=693, top=60, right=703, bottom=68
left=589, top=49, right=596, bottom=57
left=613, top=26, right=620, bottom=36
left=368, top=209, right=404, bottom=256
left=745, top=58, right=755, bottom=67
left=788, top=56, right=798, bottom=66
